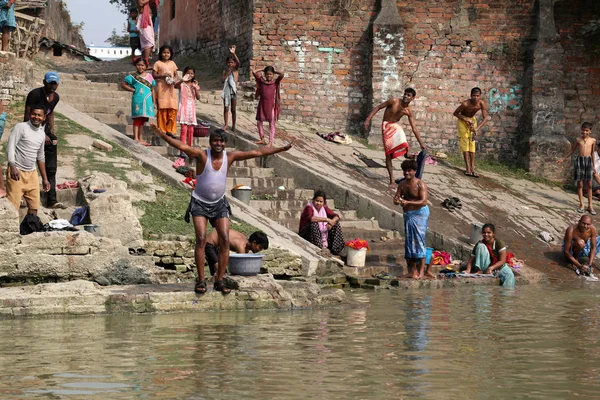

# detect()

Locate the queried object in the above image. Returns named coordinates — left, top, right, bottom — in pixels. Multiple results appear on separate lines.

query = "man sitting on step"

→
left=151, top=125, right=293, bottom=295
left=205, top=229, right=269, bottom=280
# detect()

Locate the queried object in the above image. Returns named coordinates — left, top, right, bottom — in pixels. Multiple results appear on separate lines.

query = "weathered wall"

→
left=252, top=0, right=376, bottom=130
left=160, top=0, right=599, bottom=168
left=556, top=0, right=600, bottom=141
left=41, top=0, right=86, bottom=50
left=159, top=0, right=254, bottom=78
left=0, top=52, right=35, bottom=103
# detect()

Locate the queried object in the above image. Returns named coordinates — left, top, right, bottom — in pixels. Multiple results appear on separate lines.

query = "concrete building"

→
left=88, top=45, right=133, bottom=61
left=158, top=0, right=599, bottom=180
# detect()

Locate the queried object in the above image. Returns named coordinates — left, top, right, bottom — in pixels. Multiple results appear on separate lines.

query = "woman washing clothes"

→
left=464, top=223, right=515, bottom=289
left=299, top=191, right=345, bottom=255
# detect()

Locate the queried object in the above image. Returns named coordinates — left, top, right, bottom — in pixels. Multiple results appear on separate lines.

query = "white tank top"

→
left=192, top=150, right=228, bottom=204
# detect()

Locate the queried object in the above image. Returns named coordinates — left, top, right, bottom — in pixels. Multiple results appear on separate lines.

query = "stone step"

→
left=76, top=103, right=130, bottom=115
left=251, top=187, right=313, bottom=200
left=249, top=199, right=335, bottom=211
left=90, top=112, right=130, bottom=126
left=226, top=177, right=295, bottom=189
left=344, top=265, right=407, bottom=279
left=343, top=228, right=400, bottom=241
left=339, top=219, right=381, bottom=230
left=260, top=208, right=358, bottom=221
left=65, top=94, right=132, bottom=105
left=229, top=166, right=275, bottom=178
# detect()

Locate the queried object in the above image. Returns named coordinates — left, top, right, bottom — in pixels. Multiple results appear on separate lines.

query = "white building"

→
left=87, top=45, right=137, bottom=61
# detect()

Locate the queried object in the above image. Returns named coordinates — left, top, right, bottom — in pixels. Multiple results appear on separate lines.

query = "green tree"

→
left=106, top=28, right=130, bottom=47
left=109, top=0, right=138, bottom=14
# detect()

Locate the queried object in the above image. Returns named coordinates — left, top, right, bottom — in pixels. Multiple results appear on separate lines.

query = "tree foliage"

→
left=106, top=28, right=130, bottom=47
left=109, top=0, right=138, bottom=14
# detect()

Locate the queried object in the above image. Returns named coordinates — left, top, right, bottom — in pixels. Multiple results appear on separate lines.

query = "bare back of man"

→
left=206, top=229, right=248, bottom=253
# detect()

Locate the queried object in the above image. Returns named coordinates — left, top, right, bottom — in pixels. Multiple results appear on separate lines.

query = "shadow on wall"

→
left=346, top=26, right=375, bottom=137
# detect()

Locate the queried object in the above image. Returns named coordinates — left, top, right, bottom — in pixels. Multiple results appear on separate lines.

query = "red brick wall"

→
left=252, top=0, right=377, bottom=130
left=393, top=0, right=536, bottom=158
left=556, top=0, right=600, bottom=141
left=159, top=0, right=254, bottom=78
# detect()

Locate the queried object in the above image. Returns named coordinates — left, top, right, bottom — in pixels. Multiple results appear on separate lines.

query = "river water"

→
left=2, top=283, right=600, bottom=399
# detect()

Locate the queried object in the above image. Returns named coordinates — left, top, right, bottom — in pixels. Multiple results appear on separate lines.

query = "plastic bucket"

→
left=231, top=188, right=252, bottom=205
left=425, top=247, right=434, bottom=264
left=228, top=253, right=265, bottom=276
left=469, top=222, right=483, bottom=245
left=346, top=247, right=367, bottom=267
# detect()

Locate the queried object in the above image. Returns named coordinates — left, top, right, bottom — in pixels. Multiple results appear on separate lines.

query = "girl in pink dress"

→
left=251, top=66, right=284, bottom=147
left=174, top=66, right=200, bottom=158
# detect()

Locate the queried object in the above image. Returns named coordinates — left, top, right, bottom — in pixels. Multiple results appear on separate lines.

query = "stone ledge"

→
left=0, top=277, right=346, bottom=318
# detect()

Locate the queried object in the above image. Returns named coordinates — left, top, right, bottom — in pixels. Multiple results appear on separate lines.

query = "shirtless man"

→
left=151, top=125, right=293, bottom=294
left=363, top=88, right=426, bottom=189
left=205, top=230, right=269, bottom=278
left=393, top=159, right=433, bottom=279
left=453, top=87, right=490, bottom=178
left=562, top=215, right=600, bottom=276
left=558, top=122, right=596, bottom=215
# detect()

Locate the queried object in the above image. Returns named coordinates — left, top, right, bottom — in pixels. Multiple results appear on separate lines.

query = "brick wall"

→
left=41, top=0, right=86, bottom=50
left=252, top=0, right=376, bottom=131
left=556, top=0, right=600, bottom=142
left=159, top=0, right=254, bottom=79
left=0, top=53, right=34, bottom=103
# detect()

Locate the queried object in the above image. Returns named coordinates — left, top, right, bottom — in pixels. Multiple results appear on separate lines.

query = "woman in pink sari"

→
left=299, top=190, right=345, bottom=255
left=137, top=0, right=158, bottom=68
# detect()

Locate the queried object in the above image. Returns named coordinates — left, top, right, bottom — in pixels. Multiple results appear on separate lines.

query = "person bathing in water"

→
left=364, top=88, right=426, bottom=190
left=394, top=159, right=434, bottom=279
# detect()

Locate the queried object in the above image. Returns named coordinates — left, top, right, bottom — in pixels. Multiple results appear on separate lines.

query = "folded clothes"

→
left=56, top=180, right=79, bottom=190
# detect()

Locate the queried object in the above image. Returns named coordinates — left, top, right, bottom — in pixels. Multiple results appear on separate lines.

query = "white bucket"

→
left=346, top=247, right=367, bottom=267
left=469, top=222, right=483, bottom=245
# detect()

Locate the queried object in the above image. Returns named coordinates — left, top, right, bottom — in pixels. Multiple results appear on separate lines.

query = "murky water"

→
left=2, top=284, right=600, bottom=399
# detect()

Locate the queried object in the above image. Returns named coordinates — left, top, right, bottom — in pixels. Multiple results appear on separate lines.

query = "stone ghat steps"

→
left=259, top=208, right=358, bottom=221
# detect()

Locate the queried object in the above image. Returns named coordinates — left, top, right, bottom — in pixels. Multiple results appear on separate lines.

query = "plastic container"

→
left=228, top=253, right=265, bottom=276
left=346, top=247, right=367, bottom=267
left=231, top=188, right=252, bottom=205
left=469, top=222, right=483, bottom=245
left=193, top=125, right=209, bottom=137
left=425, top=247, right=434, bottom=264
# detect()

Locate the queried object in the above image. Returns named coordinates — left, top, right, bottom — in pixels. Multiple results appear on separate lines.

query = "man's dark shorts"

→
left=130, top=36, right=141, bottom=51
left=205, top=242, right=219, bottom=276
left=185, top=195, right=231, bottom=226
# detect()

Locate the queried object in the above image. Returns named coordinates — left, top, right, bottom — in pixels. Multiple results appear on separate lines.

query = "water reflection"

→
left=1, top=284, right=600, bottom=398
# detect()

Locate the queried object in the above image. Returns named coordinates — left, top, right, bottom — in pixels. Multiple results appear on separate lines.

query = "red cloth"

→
left=299, top=204, right=338, bottom=233
left=482, top=240, right=499, bottom=265
left=139, top=0, right=159, bottom=29
left=254, top=74, right=282, bottom=122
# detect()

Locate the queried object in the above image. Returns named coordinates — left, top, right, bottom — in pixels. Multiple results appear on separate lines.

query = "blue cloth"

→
left=563, top=236, right=600, bottom=259
left=404, top=205, right=430, bottom=259
left=472, top=242, right=515, bottom=289
left=416, top=148, right=427, bottom=179
left=128, top=18, right=139, bottom=38
left=0, top=112, right=6, bottom=140
left=124, top=73, right=156, bottom=119
left=0, top=2, right=16, bottom=31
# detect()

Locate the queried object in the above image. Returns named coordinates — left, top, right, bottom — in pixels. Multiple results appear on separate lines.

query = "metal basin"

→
left=228, top=253, right=265, bottom=276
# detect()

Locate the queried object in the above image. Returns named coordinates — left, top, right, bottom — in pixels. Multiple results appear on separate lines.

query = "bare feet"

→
left=255, top=138, right=267, bottom=145
left=232, top=125, right=236, bottom=133
left=401, top=272, right=413, bottom=278
left=424, top=271, right=437, bottom=280
left=267, top=142, right=273, bottom=148
left=0, top=187, right=5, bottom=198
left=222, top=125, right=228, bottom=131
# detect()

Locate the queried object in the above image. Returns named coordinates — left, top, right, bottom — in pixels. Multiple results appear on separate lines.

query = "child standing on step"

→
left=121, top=57, right=156, bottom=146
left=153, top=45, right=179, bottom=139
left=251, top=65, right=284, bottom=147
left=558, top=122, right=597, bottom=215
left=222, top=45, right=240, bottom=132
left=127, top=7, right=140, bottom=60
left=174, top=66, right=200, bottom=159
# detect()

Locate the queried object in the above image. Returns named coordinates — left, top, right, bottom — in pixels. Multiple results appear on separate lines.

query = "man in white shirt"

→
left=5, top=104, right=51, bottom=215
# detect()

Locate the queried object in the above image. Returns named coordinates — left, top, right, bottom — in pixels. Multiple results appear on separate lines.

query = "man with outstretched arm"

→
left=363, top=88, right=426, bottom=190
left=151, top=125, right=293, bottom=294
